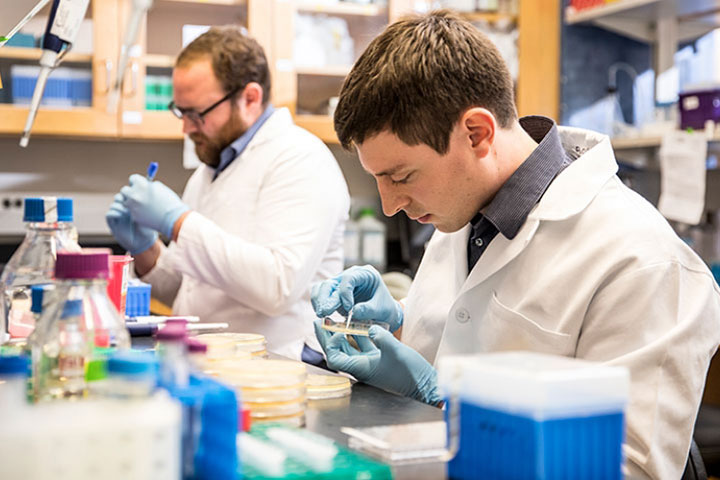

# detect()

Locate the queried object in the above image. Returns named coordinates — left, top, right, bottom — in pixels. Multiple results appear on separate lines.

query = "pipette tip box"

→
left=438, top=351, right=629, bottom=480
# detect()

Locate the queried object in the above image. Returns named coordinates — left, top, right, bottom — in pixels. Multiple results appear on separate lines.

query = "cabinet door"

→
left=119, top=0, right=258, bottom=140
left=0, top=0, right=119, bottom=139
left=291, top=1, right=396, bottom=143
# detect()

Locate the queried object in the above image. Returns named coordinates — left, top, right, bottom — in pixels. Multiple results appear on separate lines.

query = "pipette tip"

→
left=19, top=133, right=30, bottom=148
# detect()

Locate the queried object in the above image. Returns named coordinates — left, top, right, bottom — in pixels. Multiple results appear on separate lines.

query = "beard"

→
left=190, top=112, right=247, bottom=168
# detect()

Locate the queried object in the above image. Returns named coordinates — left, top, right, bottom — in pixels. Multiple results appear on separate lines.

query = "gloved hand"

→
left=119, top=174, right=190, bottom=239
left=314, top=319, right=441, bottom=405
left=311, top=265, right=403, bottom=332
left=105, top=195, right=158, bottom=255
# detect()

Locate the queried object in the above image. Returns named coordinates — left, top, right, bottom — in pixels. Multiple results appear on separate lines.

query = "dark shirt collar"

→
left=214, top=104, right=275, bottom=180
left=473, top=115, right=571, bottom=239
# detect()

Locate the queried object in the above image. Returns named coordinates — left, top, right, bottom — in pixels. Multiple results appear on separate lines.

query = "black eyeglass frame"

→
left=168, top=85, right=243, bottom=125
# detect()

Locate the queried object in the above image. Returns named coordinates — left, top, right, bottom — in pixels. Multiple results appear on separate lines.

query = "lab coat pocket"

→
left=480, top=293, right=574, bottom=355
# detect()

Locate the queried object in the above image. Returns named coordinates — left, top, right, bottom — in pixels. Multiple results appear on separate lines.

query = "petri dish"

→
left=244, top=398, right=306, bottom=418
left=306, top=374, right=352, bottom=400
left=251, top=411, right=306, bottom=428
left=196, top=332, right=267, bottom=358
left=241, top=384, right=306, bottom=403
left=193, top=335, right=235, bottom=360
left=321, top=317, right=390, bottom=336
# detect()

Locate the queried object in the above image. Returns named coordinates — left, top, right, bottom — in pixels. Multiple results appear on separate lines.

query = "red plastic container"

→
left=107, top=255, right=132, bottom=316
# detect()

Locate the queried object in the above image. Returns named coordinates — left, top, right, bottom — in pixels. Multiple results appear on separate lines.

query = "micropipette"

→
left=19, top=0, right=90, bottom=148
left=0, top=0, right=52, bottom=49
left=107, top=0, right=154, bottom=113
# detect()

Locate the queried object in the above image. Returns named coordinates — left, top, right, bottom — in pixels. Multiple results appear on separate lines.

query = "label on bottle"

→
left=58, top=353, right=85, bottom=379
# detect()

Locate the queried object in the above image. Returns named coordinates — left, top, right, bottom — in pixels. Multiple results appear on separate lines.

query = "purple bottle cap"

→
left=186, top=337, right=207, bottom=354
left=156, top=324, right=186, bottom=342
left=55, top=249, right=111, bottom=280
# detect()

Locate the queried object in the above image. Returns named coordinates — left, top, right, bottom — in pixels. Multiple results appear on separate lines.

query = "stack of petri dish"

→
left=306, top=374, right=351, bottom=401
left=208, top=359, right=307, bottom=427
left=195, top=333, right=268, bottom=359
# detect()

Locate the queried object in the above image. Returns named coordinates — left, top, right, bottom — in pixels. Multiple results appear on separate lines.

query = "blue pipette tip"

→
left=146, top=162, right=159, bottom=181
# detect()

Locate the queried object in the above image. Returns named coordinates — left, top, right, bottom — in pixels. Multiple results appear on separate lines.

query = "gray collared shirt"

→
left=467, top=116, right=572, bottom=273
left=213, top=104, right=275, bottom=181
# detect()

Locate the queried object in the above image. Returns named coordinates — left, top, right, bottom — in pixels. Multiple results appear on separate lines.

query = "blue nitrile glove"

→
left=119, top=174, right=190, bottom=239
left=313, top=319, right=440, bottom=405
left=105, top=195, right=158, bottom=255
left=311, top=265, right=403, bottom=332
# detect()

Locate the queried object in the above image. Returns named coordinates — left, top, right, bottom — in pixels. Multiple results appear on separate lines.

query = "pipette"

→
left=107, top=0, right=154, bottom=113
left=19, top=0, right=90, bottom=148
left=0, top=0, right=52, bottom=49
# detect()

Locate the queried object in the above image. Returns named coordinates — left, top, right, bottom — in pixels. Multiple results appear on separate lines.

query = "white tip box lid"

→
left=437, top=351, right=630, bottom=421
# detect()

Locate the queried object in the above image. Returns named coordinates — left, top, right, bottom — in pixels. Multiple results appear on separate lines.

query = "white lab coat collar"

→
left=242, top=107, right=293, bottom=155
left=460, top=127, right=618, bottom=293
left=530, top=127, right=618, bottom=222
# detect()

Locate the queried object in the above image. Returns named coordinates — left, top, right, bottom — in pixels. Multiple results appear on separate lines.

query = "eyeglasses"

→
left=168, top=86, right=242, bottom=125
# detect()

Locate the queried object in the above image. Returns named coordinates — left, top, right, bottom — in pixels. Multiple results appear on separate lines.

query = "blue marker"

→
left=146, top=162, right=159, bottom=181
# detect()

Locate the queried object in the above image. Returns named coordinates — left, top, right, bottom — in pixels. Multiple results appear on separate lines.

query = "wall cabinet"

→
left=0, top=0, right=119, bottom=138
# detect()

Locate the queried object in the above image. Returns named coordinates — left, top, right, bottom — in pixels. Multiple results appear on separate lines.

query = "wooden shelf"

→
left=156, top=0, right=245, bottom=5
left=296, top=65, right=351, bottom=77
left=0, top=104, right=116, bottom=138
left=143, top=54, right=176, bottom=68
left=296, top=1, right=386, bottom=17
left=0, top=47, right=92, bottom=63
left=565, top=0, right=720, bottom=43
left=460, top=11, right=518, bottom=24
left=294, top=114, right=338, bottom=144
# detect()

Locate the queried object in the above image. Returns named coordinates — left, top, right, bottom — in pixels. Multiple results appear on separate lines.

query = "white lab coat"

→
left=143, top=108, right=350, bottom=359
left=402, top=126, right=720, bottom=479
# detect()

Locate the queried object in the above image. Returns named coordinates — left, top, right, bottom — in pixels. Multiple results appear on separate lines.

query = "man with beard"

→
left=106, top=26, right=350, bottom=362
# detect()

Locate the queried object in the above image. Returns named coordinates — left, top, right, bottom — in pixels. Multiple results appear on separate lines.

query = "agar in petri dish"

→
left=306, top=373, right=351, bottom=400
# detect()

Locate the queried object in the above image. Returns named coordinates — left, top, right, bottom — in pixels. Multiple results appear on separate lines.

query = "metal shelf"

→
left=565, top=0, right=720, bottom=43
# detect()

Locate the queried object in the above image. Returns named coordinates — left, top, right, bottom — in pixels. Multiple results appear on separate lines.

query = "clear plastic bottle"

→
left=90, top=352, right=158, bottom=399
left=25, top=284, right=55, bottom=401
left=0, top=355, right=30, bottom=413
left=156, top=325, right=189, bottom=389
left=357, top=207, right=387, bottom=272
left=36, top=299, right=90, bottom=400
left=33, top=249, right=130, bottom=402
left=343, top=217, right=360, bottom=268
left=0, top=197, right=80, bottom=343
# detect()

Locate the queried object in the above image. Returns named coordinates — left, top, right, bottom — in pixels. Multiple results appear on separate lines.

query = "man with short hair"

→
left=107, top=26, right=349, bottom=361
left=311, top=11, right=720, bottom=477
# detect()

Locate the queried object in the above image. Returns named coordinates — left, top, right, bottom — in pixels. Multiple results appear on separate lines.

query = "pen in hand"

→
left=146, top=161, right=159, bottom=181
